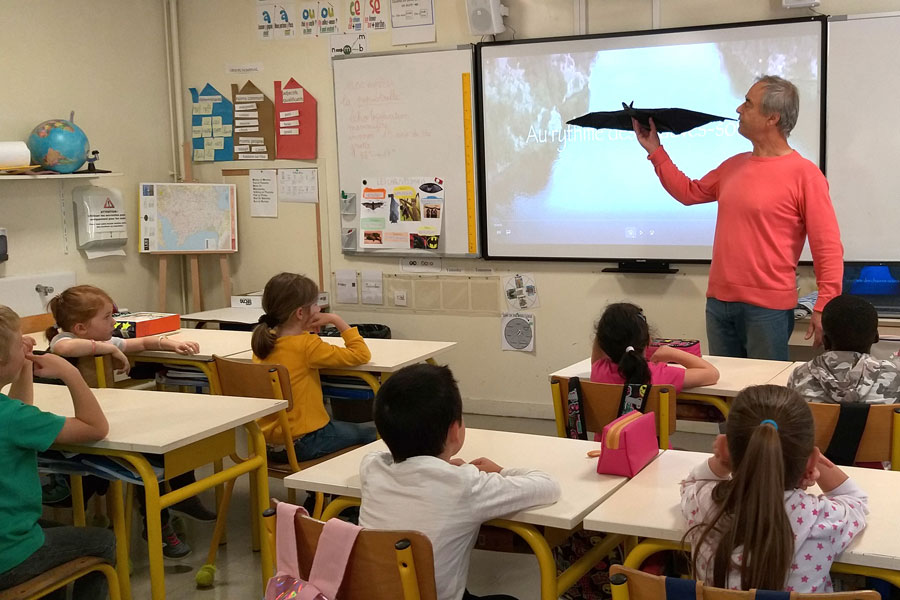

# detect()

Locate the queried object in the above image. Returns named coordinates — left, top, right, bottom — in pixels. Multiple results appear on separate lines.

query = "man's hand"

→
left=469, top=457, right=503, bottom=473
left=805, top=310, right=824, bottom=347
left=632, top=117, right=661, bottom=155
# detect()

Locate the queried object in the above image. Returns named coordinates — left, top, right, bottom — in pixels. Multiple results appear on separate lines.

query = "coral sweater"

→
left=649, top=147, right=843, bottom=311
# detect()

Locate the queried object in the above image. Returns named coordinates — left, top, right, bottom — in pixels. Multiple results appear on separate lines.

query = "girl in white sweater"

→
left=681, top=385, right=868, bottom=592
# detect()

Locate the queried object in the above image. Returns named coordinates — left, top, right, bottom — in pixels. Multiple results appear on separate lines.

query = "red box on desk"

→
left=113, top=312, right=180, bottom=339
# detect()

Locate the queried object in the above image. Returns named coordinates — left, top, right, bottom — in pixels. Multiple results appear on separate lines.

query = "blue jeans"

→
left=705, top=298, right=793, bottom=360
left=0, top=525, right=115, bottom=599
left=270, top=420, right=377, bottom=463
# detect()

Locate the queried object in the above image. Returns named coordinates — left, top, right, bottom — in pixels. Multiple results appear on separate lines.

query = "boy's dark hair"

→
left=822, top=294, right=879, bottom=353
left=374, top=363, right=462, bottom=462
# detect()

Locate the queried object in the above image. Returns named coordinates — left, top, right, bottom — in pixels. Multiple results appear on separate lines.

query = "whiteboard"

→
left=332, top=47, right=479, bottom=257
left=826, top=14, right=900, bottom=261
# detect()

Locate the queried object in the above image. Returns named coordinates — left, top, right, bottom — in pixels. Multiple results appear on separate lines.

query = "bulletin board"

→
left=332, top=46, right=479, bottom=257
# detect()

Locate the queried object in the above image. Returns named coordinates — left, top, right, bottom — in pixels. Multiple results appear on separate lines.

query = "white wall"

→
left=8, top=0, right=886, bottom=416
left=0, top=1, right=185, bottom=314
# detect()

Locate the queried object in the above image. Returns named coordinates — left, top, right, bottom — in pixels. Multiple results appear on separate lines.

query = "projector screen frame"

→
left=474, top=15, right=828, bottom=264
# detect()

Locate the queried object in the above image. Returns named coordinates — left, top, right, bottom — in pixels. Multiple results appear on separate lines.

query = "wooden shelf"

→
left=0, top=172, right=123, bottom=181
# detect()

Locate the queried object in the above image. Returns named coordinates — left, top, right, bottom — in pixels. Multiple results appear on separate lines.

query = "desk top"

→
left=17, top=383, right=285, bottom=454
left=284, top=428, right=636, bottom=529
left=549, top=356, right=796, bottom=398
left=582, top=450, right=900, bottom=571
left=132, top=328, right=253, bottom=361
left=766, top=362, right=807, bottom=388
left=181, top=307, right=263, bottom=325
left=230, top=337, right=457, bottom=373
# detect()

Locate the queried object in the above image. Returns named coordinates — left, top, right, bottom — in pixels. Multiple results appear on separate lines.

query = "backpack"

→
left=265, top=501, right=361, bottom=600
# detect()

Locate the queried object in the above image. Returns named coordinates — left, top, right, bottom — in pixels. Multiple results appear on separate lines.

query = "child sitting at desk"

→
left=252, top=272, right=375, bottom=462
left=360, top=364, right=561, bottom=600
left=47, top=284, right=209, bottom=558
left=591, top=302, right=719, bottom=390
left=46, top=284, right=200, bottom=374
left=681, top=384, right=868, bottom=592
left=788, top=294, right=900, bottom=404
left=0, top=306, right=115, bottom=600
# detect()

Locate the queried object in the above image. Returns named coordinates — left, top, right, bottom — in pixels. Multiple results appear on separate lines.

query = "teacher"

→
left=632, top=75, right=843, bottom=360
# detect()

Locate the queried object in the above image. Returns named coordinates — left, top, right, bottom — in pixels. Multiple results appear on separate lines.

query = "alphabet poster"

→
left=358, top=176, right=444, bottom=250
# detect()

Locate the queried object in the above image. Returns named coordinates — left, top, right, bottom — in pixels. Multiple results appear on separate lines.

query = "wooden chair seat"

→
left=4, top=556, right=120, bottom=600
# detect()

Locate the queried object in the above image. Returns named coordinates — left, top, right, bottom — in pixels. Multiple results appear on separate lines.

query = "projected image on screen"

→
left=479, top=20, right=823, bottom=260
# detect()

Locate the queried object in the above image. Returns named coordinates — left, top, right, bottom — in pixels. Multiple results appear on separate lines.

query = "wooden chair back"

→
left=292, top=511, right=438, bottom=600
left=609, top=565, right=879, bottom=600
left=20, top=313, right=54, bottom=338
left=551, top=376, right=676, bottom=449
left=212, top=355, right=293, bottom=410
left=809, top=402, right=900, bottom=467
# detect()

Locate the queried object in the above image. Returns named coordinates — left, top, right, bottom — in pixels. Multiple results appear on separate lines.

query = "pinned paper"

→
left=335, top=269, right=359, bottom=303
left=189, top=84, right=234, bottom=162
left=501, top=313, right=535, bottom=352
left=503, top=273, right=540, bottom=310
left=278, top=168, right=318, bottom=203
left=391, top=0, right=435, bottom=45
left=275, top=78, right=317, bottom=159
left=250, top=169, right=278, bottom=217
left=361, top=270, right=383, bottom=305
left=231, top=81, right=275, bottom=160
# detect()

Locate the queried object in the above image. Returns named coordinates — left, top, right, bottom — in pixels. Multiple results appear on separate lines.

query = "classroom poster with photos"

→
left=357, top=176, right=444, bottom=250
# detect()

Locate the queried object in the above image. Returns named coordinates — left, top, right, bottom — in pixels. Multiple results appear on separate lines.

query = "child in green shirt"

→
left=0, top=306, right=114, bottom=599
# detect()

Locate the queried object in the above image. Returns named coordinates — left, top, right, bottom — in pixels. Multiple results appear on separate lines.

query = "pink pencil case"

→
left=594, top=411, right=658, bottom=478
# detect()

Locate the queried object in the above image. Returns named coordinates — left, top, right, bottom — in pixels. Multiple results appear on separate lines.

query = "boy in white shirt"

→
left=359, top=364, right=561, bottom=600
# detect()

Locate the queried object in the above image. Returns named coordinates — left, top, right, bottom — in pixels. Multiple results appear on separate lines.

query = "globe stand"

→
left=75, top=150, right=111, bottom=174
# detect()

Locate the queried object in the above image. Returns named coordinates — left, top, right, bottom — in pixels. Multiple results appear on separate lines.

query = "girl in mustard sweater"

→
left=252, top=272, right=375, bottom=462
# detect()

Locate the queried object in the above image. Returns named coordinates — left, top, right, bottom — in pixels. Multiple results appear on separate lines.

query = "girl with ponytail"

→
left=590, top=302, right=718, bottom=390
left=252, top=273, right=375, bottom=463
left=682, top=385, right=869, bottom=592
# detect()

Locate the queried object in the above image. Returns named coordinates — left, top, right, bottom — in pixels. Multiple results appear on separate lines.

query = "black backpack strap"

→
left=565, top=377, right=588, bottom=440
left=824, top=403, right=871, bottom=466
left=619, top=382, right=651, bottom=417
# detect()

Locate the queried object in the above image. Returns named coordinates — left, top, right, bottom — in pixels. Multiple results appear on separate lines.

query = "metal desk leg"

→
left=106, top=479, right=132, bottom=600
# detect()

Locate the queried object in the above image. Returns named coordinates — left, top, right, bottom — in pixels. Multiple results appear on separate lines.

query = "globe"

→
left=26, top=119, right=89, bottom=174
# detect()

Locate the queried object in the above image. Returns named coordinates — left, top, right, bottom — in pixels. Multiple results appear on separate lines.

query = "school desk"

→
left=229, top=336, right=457, bottom=392
left=549, top=355, right=797, bottom=419
left=766, top=361, right=807, bottom=387
left=582, top=449, right=900, bottom=586
left=181, top=306, right=263, bottom=327
left=129, top=328, right=253, bottom=394
left=284, top=428, right=650, bottom=600
left=28, top=383, right=286, bottom=600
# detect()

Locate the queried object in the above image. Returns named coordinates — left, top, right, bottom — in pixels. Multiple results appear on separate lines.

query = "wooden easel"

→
left=157, top=253, right=233, bottom=313
left=155, top=145, right=235, bottom=313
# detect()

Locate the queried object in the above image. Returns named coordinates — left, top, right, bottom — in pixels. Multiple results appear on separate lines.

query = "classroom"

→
left=3, top=1, right=900, bottom=599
